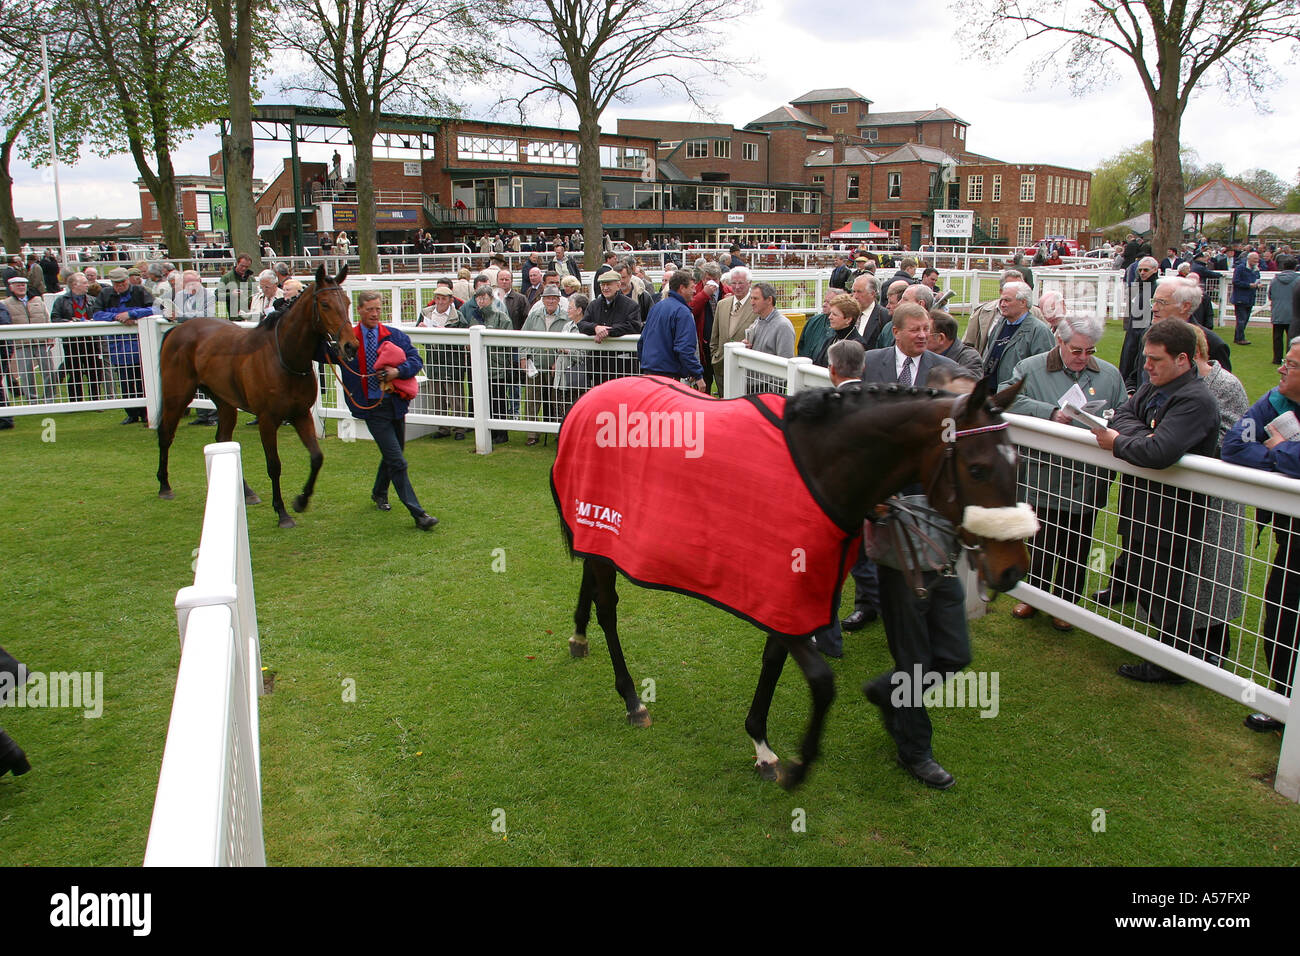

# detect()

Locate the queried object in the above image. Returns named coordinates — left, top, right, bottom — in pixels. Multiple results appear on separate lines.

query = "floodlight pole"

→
left=40, top=36, right=67, bottom=264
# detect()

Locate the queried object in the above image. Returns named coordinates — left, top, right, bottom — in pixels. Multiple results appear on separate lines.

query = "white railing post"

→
left=723, top=341, right=743, bottom=399
left=786, top=356, right=814, bottom=395
left=139, top=316, right=164, bottom=429
left=468, top=324, right=492, bottom=454
left=1218, top=272, right=1230, bottom=328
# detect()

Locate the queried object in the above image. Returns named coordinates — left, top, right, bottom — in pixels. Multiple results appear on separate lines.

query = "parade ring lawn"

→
left=2, top=320, right=1296, bottom=866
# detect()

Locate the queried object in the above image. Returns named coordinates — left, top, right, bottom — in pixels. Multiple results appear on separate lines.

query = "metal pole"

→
left=289, top=121, right=304, bottom=256
left=40, top=37, right=67, bottom=265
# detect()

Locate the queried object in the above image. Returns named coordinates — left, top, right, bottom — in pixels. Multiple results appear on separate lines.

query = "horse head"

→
left=313, top=263, right=357, bottom=362
left=920, top=376, right=1035, bottom=592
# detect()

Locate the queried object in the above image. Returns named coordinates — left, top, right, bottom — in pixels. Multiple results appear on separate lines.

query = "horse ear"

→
left=991, top=376, right=1025, bottom=412
left=315, top=262, right=327, bottom=287
left=960, top=377, right=990, bottom=421
left=335, top=263, right=348, bottom=284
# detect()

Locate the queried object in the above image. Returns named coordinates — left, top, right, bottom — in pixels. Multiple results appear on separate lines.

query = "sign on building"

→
left=727, top=214, right=745, bottom=223
left=403, top=162, right=421, bottom=177
left=933, top=210, right=973, bottom=238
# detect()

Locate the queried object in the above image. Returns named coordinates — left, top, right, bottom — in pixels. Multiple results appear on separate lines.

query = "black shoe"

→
left=0, top=421, right=12, bottom=430
left=188, top=417, right=211, bottom=425
left=1117, top=660, right=1187, bottom=684
left=371, top=494, right=391, bottom=512
left=0, top=732, right=30, bottom=777
left=898, top=756, right=954, bottom=790
left=415, top=512, right=438, bottom=531
left=1092, top=587, right=1134, bottom=607
left=453, top=431, right=465, bottom=440
left=811, top=636, right=842, bottom=659
left=1244, top=712, right=1284, bottom=733
left=492, top=431, right=508, bottom=443
left=842, top=608, right=878, bottom=631
left=120, top=415, right=137, bottom=425
left=1234, top=339, right=1251, bottom=346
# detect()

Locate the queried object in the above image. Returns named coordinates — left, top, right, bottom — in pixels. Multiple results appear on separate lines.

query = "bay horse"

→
left=551, top=374, right=1033, bottom=789
left=156, top=264, right=358, bottom=528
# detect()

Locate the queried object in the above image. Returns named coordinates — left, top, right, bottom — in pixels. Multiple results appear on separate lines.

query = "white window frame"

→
left=457, top=135, right=518, bottom=162
left=989, top=216, right=1000, bottom=239
left=1020, top=174, right=1036, bottom=202
left=1017, top=217, right=1033, bottom=247
left=847, top=175, right=859, bottom=200
left=685, top=140, right=708, bottom=159
left=888, top=171, right=901, bottom=199
left=991, top=175, right=1002, bottom=202
left=742, top=142, right=758, bottom=162
left=713, top=139, right=731, bottom=159
left=967, top=175, right=983, bottom=203
left=830, top=103, right=848, bottom=114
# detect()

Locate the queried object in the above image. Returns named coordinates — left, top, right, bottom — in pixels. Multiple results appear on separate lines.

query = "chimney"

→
left=833, top=133, right=846, bottom=165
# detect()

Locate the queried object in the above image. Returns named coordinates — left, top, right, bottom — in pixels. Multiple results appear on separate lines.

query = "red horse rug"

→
left=551, top=376, right=860, bottom=637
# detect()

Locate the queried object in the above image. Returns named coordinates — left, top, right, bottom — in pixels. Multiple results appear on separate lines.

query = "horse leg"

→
left=257, top=418, right=293, bottom=528
left=570, top=559, right=596, bottom=658
left=289, top=413, right=324, bottom=513
left=590, top=561, right=649, bottom=727
left=744, top=634, right=789, bottom=781
left=773, top=635, right=835, bottom=790
left=157, top=364, right=200, bottom=499
left=213, top=401, right=260, bottom=505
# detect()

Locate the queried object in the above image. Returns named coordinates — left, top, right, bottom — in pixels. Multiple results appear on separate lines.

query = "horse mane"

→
left=256, top=281, right=319, bottom=330
left=784, top=383, right=952, bottom=424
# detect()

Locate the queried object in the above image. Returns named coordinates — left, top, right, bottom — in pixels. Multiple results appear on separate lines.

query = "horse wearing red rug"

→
left=552, top=374, right=1032, bottom=788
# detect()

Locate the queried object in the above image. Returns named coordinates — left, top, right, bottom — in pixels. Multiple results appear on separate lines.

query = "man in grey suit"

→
left=862, top=302, right=958, bottom=388
left=860, top=300, right=965, bottom=790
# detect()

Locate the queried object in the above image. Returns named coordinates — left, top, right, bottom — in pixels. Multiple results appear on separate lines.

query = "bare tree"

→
left=276, top=0, right=478, bottom=274
left=485, top=0, right=756, bottom=266
left=212, top=0, right=272, bottom=266
left=964, top=0, right=1300, bottom=252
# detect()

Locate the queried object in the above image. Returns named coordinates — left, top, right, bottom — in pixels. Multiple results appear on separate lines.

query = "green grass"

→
left=1, top=335, right=1297, bottom=866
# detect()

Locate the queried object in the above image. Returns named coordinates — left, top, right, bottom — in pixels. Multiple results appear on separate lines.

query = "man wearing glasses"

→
left=1002, top=313, right=1127, bottom=630
left=1121, top=256, right=1159, bottom=387
left=1222, top=339, right=1300, bottom=732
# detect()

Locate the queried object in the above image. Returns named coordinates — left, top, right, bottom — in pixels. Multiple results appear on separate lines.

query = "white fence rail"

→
left=724, top=343, right=1300, bottom=803
left=144, top=442, right=265, bottom=866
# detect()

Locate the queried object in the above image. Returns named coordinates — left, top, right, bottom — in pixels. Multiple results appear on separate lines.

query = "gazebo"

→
left=1184, top=177, right=1276, bottom=240
left=829, top=220, right=889, bottom=240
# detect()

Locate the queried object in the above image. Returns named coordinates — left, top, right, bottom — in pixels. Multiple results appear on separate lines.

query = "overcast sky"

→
left=11, top=0, right=1300, bottom=223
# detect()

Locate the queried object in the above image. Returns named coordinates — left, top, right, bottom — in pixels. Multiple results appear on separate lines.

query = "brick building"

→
left=137, top=153, right=264, bottom=245
left=958, top=161, right=1092, bottom=248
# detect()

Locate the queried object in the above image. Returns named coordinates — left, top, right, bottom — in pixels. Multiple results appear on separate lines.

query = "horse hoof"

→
left=776, top=759, right=806, bottom=791
left=246, top=494, right=261, bottom=506
left=158, top=489, right=174, bottom=501
left=627, top=707, right=651, bottom=728
left=292, top=495, right=309, bottom=513
left=278, top=515, right=296, bottom=529
left=568, top=636, right=588, bottom=658
left=755, top=760, right=780, bottom=783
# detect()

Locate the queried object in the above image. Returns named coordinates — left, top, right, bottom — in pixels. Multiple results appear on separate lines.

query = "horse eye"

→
left=969, top=464, right=990, bottom=482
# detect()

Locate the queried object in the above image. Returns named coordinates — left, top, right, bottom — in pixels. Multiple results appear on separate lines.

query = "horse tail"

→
left=549, top=466, right=578, bottom=559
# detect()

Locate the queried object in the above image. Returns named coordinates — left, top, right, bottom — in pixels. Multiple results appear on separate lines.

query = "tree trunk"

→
left=150, top=145, right=191, bottom=260
left=1149, top=93, right=1184, bottom=255
left=219, top=0, right=261, bottom=269
left=0, top=137, right=20, bottom=254
left=576, top=106, right=604, bottom=270
left=353, top=116, right=378, bottom=274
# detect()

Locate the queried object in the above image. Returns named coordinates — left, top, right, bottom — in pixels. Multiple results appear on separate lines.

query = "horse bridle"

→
left=274, top=285, right=351, bottom=377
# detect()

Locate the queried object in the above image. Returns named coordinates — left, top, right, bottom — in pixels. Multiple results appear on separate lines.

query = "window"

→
left=525, top=140, right=578, bottom=166
left=713, top=139, right=731, bottom=159
left=989, top=217, right=1000, bottom=239
left=831, top=103, right=848, bottom=114
left=991, top=175, right=1001, bottom=202
left=457, top=135, right=517, bottom=162
left=967, top=175, right=983, bottom=203
left=599, top=145, right=648, bottom=170
left=742, top=142, right=758, bottom=162
left=1070, top=179, right=1078, bottom=206
left=888, top=172, right=901, bottom=199
left=685, top=140, right=708, bottom=159
left=1081, top=180, right=1089, bottom=207
left=1019, top=174, right=1036, bottom=202
left=634, top=184, right=659, bottom=210
left=1017, top=217, right=1033, bottom=247
left=847, top=175, right=859, bottom=200
left=861, top=128, right=878, bottom=143
left=658, top=140, right=680, bottom=150
left=149, top=202, right=158, bottom=219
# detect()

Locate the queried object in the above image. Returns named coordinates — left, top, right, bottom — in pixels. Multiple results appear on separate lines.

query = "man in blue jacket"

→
left=1232, top=250, right=1262, bottom=345
left=335, top=289, right=437, bottom=530
left=1221, top=337, right=1300, bottom=730
left=637, top=270, right=705, bottom=388
left=94, top=266, right=155, bottom=424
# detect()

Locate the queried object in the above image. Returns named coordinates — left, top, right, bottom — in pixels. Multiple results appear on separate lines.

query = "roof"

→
left=805, top=146, right=881, bottom=167
left=17, top=218, right=143, bottom=242
left=747, top=105, right=823, bottom=129
left=829, top=220, right=889, bottom=237
left=791, top=88, right=871, bottom=106
left=859, top=107, right=967, bottom=127
left=1184, top=177, right=1276, bottom=212
left=874, top=144, right=960, bottom=166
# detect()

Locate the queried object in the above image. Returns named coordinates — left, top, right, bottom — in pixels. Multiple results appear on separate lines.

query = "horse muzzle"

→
left=962, top=504, right=1038, bottom=594
left=342, top=342, right=357, bottom=362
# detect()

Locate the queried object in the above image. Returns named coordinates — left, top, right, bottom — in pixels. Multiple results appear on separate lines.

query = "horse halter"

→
left=274, top=284, right=350, bottom=377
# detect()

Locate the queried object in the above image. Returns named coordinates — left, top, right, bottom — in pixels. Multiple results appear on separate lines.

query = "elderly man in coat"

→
left=978, top=280, right=1054, bottom=393
left=1002, top=312, right=1126, bottom=630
